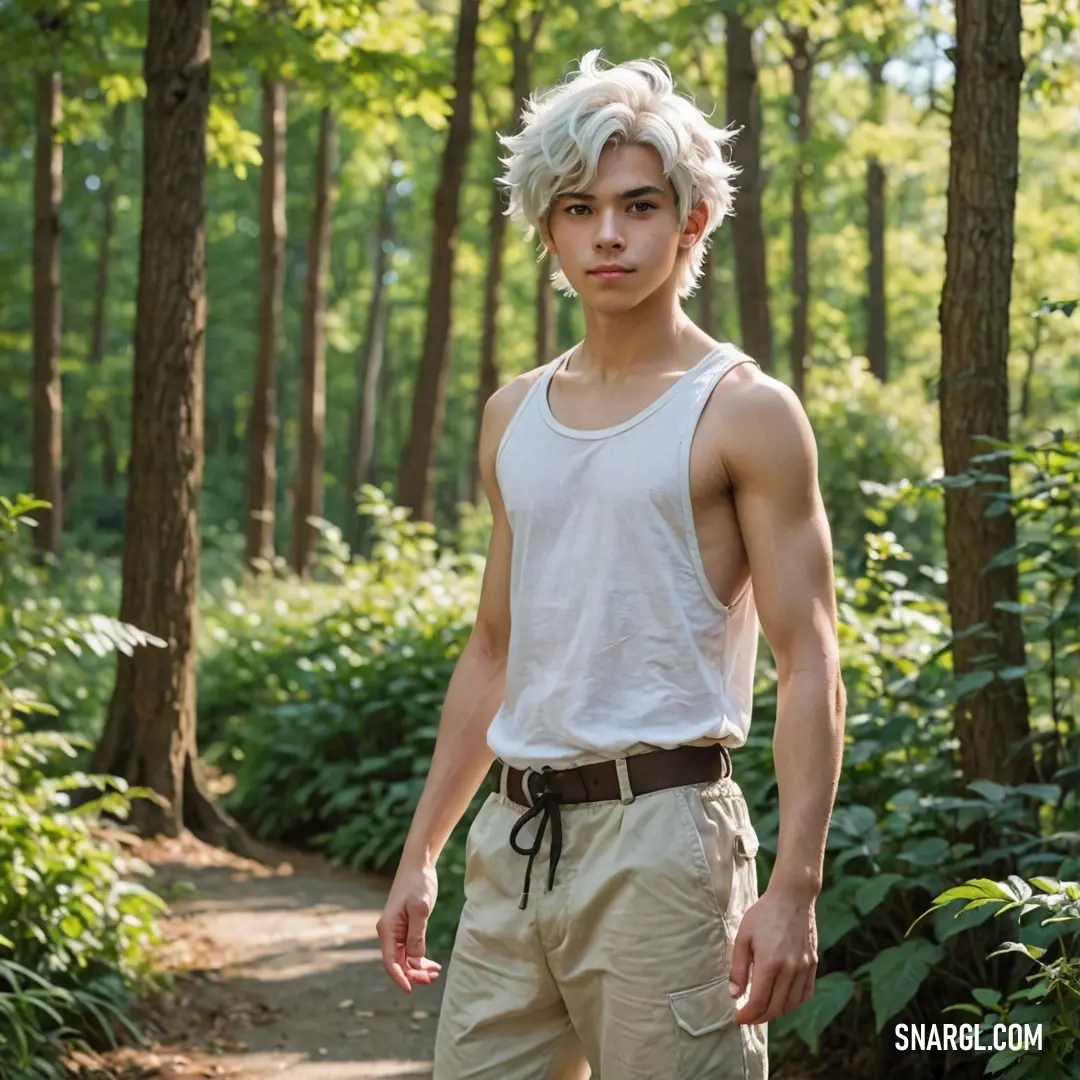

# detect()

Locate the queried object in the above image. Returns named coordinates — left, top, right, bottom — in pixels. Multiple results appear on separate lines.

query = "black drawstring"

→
left=508, top=770, right=563, bottom=910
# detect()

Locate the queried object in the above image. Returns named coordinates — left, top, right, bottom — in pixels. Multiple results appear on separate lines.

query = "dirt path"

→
left=92, top=832, right=444, bottom=1080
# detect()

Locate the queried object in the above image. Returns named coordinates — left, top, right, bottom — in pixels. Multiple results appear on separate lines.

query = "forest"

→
left=0, top=0, right=1078, bottom=1077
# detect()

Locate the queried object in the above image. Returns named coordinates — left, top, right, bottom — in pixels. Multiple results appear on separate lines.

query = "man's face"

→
left=543, top=141, right=702, bottom=313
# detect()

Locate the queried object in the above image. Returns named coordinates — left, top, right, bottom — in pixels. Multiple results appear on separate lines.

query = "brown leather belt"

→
left=503, top=743, right=732, bottom=808
left=500, top=744, right=733, bottom=910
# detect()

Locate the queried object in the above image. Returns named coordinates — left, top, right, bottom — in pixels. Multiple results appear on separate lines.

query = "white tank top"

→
left=486, top=342, right=761, bottom=771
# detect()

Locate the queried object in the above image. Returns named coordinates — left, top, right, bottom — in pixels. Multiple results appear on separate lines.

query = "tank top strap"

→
left=677, top=343, right=760, bottom=431
left=496, top=349, right=572, bottom=470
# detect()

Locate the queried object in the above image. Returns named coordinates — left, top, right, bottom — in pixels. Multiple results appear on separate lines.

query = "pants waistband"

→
left=497, top=744, right=733, bottom=910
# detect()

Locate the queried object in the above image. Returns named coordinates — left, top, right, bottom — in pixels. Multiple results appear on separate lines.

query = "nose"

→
left=593, top=206, right=624, bottom=251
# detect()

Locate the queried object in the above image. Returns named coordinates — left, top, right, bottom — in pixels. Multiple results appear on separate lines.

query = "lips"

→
left=588, top=266, right=633, bottom=280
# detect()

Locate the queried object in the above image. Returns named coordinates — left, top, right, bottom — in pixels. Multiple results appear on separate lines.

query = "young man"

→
left=377, top=51, right=846, bottom=1080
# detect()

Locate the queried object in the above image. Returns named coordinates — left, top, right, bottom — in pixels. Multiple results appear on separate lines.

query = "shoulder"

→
left=705, top=359, right=818, bottom=489
left=477, top=361, right=554, bottom=493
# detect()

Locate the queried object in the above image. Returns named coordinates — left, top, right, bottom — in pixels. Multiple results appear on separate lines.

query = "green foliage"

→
left=923, top=875, right=1080, bottom=1079
left=0, top=495, right=165, bottom=1077
left=748, top=436, right=1080, bottom=1068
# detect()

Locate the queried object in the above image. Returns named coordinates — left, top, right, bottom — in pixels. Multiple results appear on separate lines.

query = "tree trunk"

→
left=32, top=70, right=63, bottom=555
left=939, top=0, right=1032, bottom=785
left=787, top=27, right=812, bottom=400
left=866, top=57, right=888, bottom=382
left=345, top=153, right=396, bottom=547
left=725, top=10, right=773, bottom=373
left=396, top=0, right=480, bottom=523
left=65, top=101, right=125, bottom=507
left=468, top=8, right=539, bottom=506
left=93, top=0, right=248, bottom=851
left=244, top=79, right=287, bottom=572
left=290, top=107, right=335, bottom=576
left=537, top=253, right=556, bottom=366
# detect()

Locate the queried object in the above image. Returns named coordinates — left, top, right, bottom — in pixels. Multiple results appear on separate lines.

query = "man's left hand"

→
left=728, top=886, right=819, bottom=1025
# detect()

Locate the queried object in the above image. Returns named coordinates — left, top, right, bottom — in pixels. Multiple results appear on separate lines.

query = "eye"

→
left=565, top=204, right=591, bottom=216
left=629, top=201, right=657, bottom=213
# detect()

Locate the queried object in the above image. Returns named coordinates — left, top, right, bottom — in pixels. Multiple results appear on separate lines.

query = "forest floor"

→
left=69, top=831, right=830, bottom=1080
left=72, top=831, right=441, bottom=1080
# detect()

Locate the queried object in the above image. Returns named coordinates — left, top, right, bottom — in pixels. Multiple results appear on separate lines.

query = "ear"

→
left=679, top=199, right=710, bottom=250
left=539, top=215, right=555, bottom=254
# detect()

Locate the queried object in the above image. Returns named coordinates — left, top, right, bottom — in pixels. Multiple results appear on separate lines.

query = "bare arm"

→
left=378, top=381, right=522, bottom=991
left=398, top=395, right=514, bottom=869
left=725, top=377, right=846, bottom=1021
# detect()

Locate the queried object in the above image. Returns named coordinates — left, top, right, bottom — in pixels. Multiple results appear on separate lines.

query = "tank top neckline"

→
left=539, top=341, right=728, bottom=441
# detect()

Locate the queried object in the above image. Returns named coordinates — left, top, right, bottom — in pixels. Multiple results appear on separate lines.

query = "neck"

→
left=575, top=284, right=709, bottom=380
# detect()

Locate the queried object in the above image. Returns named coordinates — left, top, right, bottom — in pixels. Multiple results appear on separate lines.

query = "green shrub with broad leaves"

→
left=920, top=875, right=1080, bottom=1079
left=760, top=433, right=1080, bottom=1076
left=0, top=495, right=166, bottom=1078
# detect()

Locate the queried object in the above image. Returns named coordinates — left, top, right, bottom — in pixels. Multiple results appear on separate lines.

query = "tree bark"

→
left=290, top=107, right=335, bottom=576
left=32, top=70, right=63, bottom=554
left=65, top=101, right=125, bottom=506
left=396, top=0, right=480, bottom=523
left=244, top=79, right=287, bottom=572
left=93, top=0, right=249, bottom=851
left=939, top=0, right=1032, bottom=785
left=866, top=57, right=888, bottom=382
left=468, top=7, right=539, bottom=506
left=725, top=10, right=773, bottom=372
left=345, top=153, right=396, bottom=547
left=787, top=26, right=812, bottom=400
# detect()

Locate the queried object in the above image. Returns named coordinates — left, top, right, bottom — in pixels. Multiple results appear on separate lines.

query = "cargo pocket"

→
left=668, top=976, right=765, bottom=1079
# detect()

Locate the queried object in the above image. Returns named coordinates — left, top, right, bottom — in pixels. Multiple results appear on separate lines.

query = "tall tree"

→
left=290, top=106, right=335, bottom=576
left=468, top=3, right=542, bottom=506
left=93, top=0, right=245, bottom=848
left=244, top=79, right=287, bottom=572
left=345, top=151, right=396, bottom=546
left=866, top=55, right=888, bottom=381
left=66, top=101, right=126, bottom=505
left=396, top=0, right=480, bottom=523
left=939, top=0, right=1032, bottom=784
left=32, top=69, right=63, bottom=555
left=784, top=23, right=813, bottom=400
left=725, top=7, right=774, bottom=371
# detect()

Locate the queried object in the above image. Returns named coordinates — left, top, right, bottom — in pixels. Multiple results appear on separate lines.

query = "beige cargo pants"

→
left=432, top=769, right=768, bottom=1079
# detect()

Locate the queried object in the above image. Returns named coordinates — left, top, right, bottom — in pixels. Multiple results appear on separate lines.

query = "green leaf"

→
left=868, top=940, right=944, bottom=1031
left=782, top=972, right=855, bottom=1055
left=855, top=873, right=906, bottom=915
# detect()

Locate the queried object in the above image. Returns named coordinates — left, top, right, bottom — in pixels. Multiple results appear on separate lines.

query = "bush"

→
left=921, top=874, right=1080, bottom=1080
left=0, top=495, right=166, bottom=1077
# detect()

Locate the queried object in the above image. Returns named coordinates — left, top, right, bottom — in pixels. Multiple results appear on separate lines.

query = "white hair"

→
left=498, top=49, right=739, bottom=299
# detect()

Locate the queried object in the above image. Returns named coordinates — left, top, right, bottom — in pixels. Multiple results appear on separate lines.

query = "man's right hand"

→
left=376, top=861, right=442, bottom=993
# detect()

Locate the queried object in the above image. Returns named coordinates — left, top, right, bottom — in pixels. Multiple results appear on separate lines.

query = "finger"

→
left=736, top=963, right=778, bottom=1026
left=383, top=944, right=413, bottom=993
left=377, top=916, right=414, bottom=994
left=728, top=926, right=753, bottom=999
left=403, top=954, right=442, bottom=985
left=759, top=965, right=796, bottom=1023
left=797, top=967, right=816, bottom=1005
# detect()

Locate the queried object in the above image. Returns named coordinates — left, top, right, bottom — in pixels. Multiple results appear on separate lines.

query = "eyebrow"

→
left=557, top=185, right=667, bottom=202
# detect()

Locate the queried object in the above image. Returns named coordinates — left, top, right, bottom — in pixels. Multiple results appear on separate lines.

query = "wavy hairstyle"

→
left=498, top=49, right=739, bottom=299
